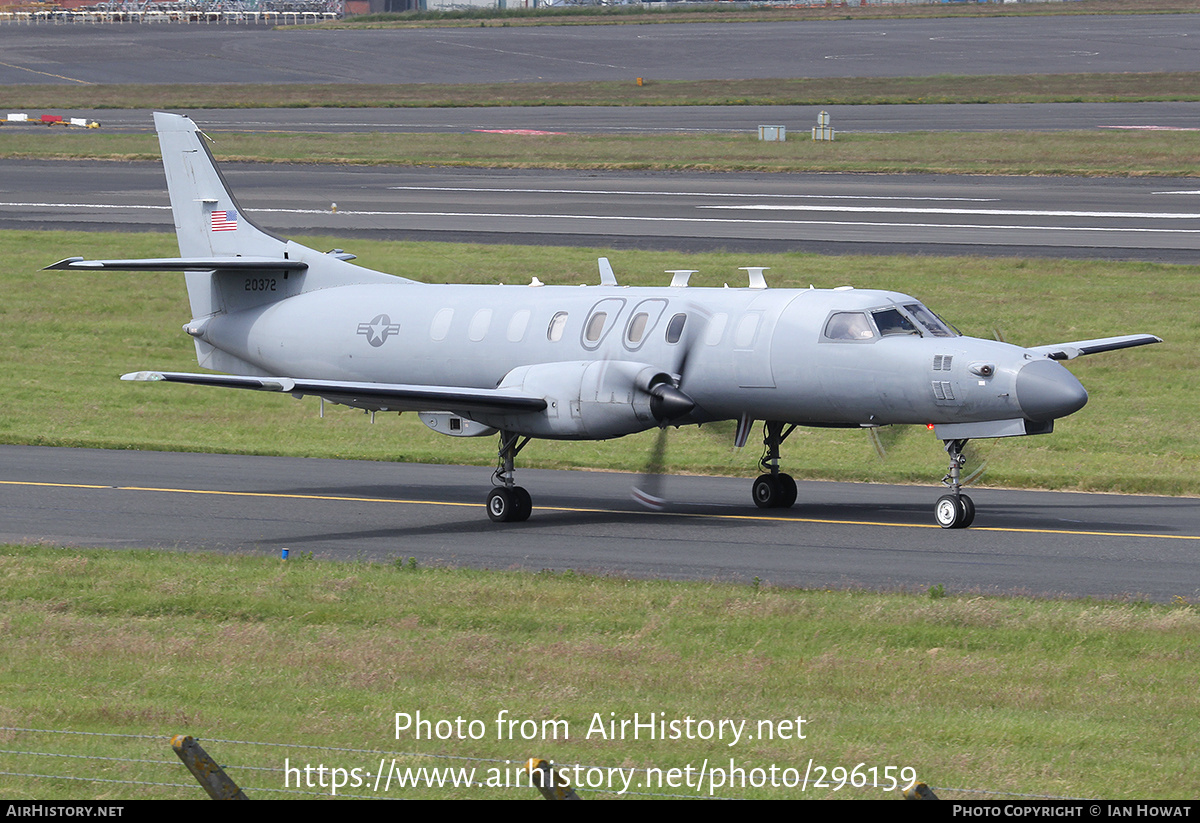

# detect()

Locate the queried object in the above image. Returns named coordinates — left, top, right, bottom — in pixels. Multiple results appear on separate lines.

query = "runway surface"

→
left=2, top=15, right=1198, bottom=85
left=7, top=159, right=1200, bottom=261
left=2, top=446, right=1197, bottom=602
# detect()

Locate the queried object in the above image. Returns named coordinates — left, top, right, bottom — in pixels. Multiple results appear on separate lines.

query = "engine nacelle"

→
left=469, top=360, right=675, bottom=439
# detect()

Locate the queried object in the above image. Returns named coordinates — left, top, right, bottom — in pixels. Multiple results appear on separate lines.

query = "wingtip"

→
left=121, top=371, right=164, bottom=382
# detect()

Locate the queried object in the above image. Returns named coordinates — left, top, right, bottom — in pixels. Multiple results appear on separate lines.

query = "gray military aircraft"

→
left=49, top=113, right=1161, bottom=528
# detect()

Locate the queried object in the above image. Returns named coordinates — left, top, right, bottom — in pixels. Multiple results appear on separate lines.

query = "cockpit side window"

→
left=823, top=312, right=876, bottom=341
left=904, top=303, right=956, bottom=338
left=872, top=308, right=919, bottom=336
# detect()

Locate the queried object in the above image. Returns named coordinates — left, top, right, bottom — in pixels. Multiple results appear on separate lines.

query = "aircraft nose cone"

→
left=1016, top=359, right=1088, bottom=422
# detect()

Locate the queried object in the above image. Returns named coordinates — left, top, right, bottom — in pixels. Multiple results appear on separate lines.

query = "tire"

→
left=752, top=474, right=780, bottom=509
left=512, top=486, right=533, bottom=522
left=777, top=473, right=798, bottom=509
left=487, top=487, right=516, bottom=523
left=957, top=494, right=975, bottom=529
left=935, top=494, right=962, bottom=529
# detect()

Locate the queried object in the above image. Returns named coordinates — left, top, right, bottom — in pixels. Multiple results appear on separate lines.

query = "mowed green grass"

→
left=1, top=229, right=1194, bottom=495
left=2, top=129, right=1198, bottom=177
left=2, top=545, right=1197, bottom=800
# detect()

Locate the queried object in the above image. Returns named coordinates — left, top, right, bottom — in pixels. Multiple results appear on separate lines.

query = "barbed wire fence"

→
left=0, top=726, right=1084, bottom=800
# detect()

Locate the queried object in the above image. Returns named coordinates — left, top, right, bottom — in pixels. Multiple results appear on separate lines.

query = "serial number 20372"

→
left=245, top=277, right=277, bottom=292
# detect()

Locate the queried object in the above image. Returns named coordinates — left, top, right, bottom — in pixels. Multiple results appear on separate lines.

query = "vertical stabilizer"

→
left=155, top=111, right=287, bottom=260
left=152, top=112, right=409, bottom=333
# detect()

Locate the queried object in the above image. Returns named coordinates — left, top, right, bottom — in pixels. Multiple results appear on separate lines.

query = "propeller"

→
left=631, top=306, right=708, bottom=511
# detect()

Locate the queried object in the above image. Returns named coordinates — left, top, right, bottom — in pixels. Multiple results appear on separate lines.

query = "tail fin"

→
left=150, top=112, right=407, bottom=323
left=50, top=113, right=410, bottom=373
left=155, top=111, right=287, bottom=260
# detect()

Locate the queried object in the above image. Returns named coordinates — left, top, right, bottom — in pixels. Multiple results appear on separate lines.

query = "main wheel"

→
left=512, top=486, right=533, bottom=522
left=487, top=487, right=516, bottom=522
left=777, top=473, right=798, bottom=509
left=935, top=494, right=962, bottom=529
left=752, top=474, right=780, bottom=509
left=488, top=486, right=533, bottom=523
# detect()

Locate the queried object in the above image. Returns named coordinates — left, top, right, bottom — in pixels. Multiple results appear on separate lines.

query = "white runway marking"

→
left=385, top=185, right=999, bottom=202
left=7, top=202, right=1199, bottom=236
left=701, top=204, right=1200, bottom=220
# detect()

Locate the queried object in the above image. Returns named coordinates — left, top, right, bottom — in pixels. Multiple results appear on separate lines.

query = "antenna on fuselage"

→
left=598, top=257, right=617, bottom=286
left=667, top=270, right=696, bottom=288
left=740, top=267, right=769, bottom=289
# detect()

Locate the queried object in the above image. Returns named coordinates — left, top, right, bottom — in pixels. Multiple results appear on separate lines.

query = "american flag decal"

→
left=210, top=209, right=238, bottom=232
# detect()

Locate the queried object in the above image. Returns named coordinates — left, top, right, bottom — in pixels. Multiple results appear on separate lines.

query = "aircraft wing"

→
left=121, top=371, right=547, bottom=416
left=45, top=257, right=308, bottom=272
left=1027, top=334, right=1162, bottom=361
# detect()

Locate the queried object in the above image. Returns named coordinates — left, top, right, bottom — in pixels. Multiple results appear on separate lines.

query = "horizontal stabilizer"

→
left=45, top=257, right=308, bottom=272
left=121, top=371, right=548, bottom=416
left=1028, top=334, right=1162, bottom=361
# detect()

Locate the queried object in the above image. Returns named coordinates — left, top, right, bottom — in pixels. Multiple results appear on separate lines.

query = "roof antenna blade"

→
left=598, top=257, right=617, bottom=286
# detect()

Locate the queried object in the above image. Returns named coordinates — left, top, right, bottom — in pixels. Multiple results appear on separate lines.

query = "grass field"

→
left=2, top=545, right=1196, bottom=800
left=5, top=72, right=1200, bottom=111
left=312, top=0, right=1200, bottom=29
left=2, top=128, right=1199, bottom=177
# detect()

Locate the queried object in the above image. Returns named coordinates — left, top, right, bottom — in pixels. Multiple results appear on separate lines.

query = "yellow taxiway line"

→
left=3, top=479, right=1198, bottom=542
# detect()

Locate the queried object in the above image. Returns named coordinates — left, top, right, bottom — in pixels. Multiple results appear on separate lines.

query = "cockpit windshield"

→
left=871, top=308, right=919, bottom=336
left=824, top=304, right=959, bottom=342
left=904, top=303, right=957, bottom=338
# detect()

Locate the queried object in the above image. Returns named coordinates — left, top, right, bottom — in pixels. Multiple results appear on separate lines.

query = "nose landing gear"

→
left=936, top=438, right=975, bottom=529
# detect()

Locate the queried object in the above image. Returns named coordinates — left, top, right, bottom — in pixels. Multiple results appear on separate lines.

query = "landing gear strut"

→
left=935, top=438, right=975, bottom=529
left=752, top=421, right=798, bottom=509
left=487, top=431, right=532, bottom=523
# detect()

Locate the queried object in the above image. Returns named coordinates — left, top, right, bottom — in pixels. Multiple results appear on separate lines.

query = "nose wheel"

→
left=934, top=493, right=975, bottom=529
left=935, top=438, right=975, bottom=529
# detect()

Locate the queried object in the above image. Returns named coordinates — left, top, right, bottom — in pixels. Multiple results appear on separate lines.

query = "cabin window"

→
left=824, top=312, right=875, bottom=341
left=627, top=312, right=649, bottom=344
left=665, top=313, right=687, bottom=344
left=623, top=299, right=667, bottom=351
left=507, top=309, right=531, bottom=343
left=581, top=298, right=626, bottom=349
left=585, top=312, right=608, bottom=343
left=430, top=308, right=453, bottom=342
left=734, top=313, right=761, bottom=348
left=705, top=313, right=728, bottom=346
left=468, top=309, right=492, bottom=342
left=547, top=311, right=568, bottom=342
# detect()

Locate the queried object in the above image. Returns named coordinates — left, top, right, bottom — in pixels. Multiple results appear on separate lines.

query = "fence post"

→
left=171, top=735, right=249, bottom=800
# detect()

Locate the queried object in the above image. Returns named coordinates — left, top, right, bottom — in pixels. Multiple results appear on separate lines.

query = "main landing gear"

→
left=487, top=431, right=532, bottom=523
left=752, top=421, right=798, bottom=509
left=935, top=438, right=975, bottom=529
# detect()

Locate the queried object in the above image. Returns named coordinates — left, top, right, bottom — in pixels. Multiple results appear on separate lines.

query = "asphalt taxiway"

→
left=2, top=15, right=1198, bottom=85
left=2, top=446, right=1196, bottom=602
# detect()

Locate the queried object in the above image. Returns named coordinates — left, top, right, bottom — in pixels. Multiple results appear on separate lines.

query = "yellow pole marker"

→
left=526, top=757, right=581, bottom=800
